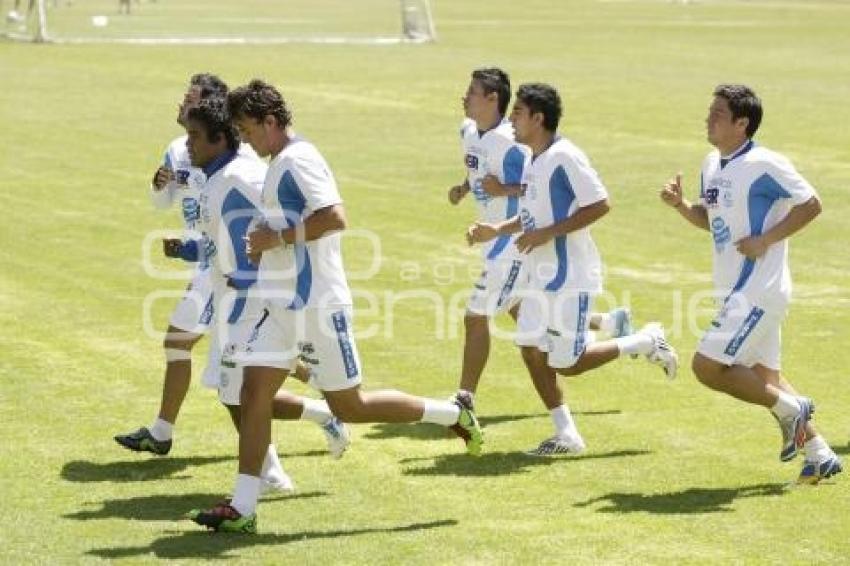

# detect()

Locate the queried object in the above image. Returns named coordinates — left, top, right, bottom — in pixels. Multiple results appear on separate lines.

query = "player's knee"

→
left=464, top=313, right=489, bottom=334
left=692, top=353, right=722, bottom=386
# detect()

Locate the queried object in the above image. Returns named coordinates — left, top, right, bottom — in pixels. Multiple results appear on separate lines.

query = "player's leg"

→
left=458, top=312, right=490, bottom=395
left=311, top=307, right=483, bottom=454
left=693, top=297, right=812, bottom=461
left=223, top=401, right=294, bottom=493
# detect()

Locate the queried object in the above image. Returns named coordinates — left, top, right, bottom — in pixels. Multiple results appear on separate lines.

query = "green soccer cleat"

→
left=186, top=502, right=257, bottom=534
left=449, top=391, right=484, bottom=456
left=114, top=427, right=172, bottom=456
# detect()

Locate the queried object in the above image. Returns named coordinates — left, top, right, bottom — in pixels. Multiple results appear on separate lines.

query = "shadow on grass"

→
left=573, top=482, right=788, bottom=514
left=401, top=449, right=650, bottom=477
left=63, top=491, right=328, bottom=521
left=363, top=410, right=621, bottom=441
left=61, top=456, right=233, bottom=483
left=832, top=444, right=850, bottom=456
left=85, top=519, right=458, bottom=559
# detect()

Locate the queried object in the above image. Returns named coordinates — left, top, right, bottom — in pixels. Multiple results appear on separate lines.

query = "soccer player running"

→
left=469, top=83, right=677, bottom=455
left=114, top=73, right=228, bottom=455
left=179, top=97, right=349, bottom=492
left=114, top=75, right=345, bottom=463
left=450, top=68, right=633, bottom=410
left=185, top=79, right=484, bottom=533
left=659, top=84, right=842, bottom=483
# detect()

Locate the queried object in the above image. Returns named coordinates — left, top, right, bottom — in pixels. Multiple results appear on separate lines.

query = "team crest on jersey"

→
left=174, top=169, right=191, bottom=185
left=705, top=177, right=731, bottom=208
left=465, top=154, right=479, bottom=170
left=722, top=190, right=734, bottom=208
left=519, top=208, right=536, bottom=232
left=182, top=197, right=200, bottom=223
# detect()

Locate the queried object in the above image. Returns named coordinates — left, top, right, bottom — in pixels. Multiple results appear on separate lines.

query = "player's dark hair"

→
left=227, top=79, right=293, bottom=128
left=516, top=83, right=562, bottom=132
left=189, top=73, right=229, bottom=100
left=713, top=84, right=762, bottom=137
left=472, top=67, right=511, bottom=116
left=187, top=97, right=239, bottom=151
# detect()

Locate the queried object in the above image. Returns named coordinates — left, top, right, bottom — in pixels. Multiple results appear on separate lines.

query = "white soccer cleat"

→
left=262, top=472, right=295, bottom=494
left=321, top=416, right=351, bottom=459
left=641, top=322, right=678, bottom=380
left=526, top=435, right=586, bottom=457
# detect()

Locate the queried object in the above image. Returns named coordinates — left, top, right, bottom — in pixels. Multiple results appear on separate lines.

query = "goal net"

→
left=3, top=0, right=436, bottom=44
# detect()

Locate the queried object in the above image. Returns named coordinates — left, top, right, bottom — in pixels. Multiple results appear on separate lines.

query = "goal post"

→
left=4, top=0, right=436, bottom=45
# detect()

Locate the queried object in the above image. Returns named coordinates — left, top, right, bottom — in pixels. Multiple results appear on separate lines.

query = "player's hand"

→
left=448, top=184, right=467, bottom=205
left=245, top=224, right=282, bottom=264
left=735, top=235, right=769, bottom=259
left=152, top=166, right=174, bottom=191
left=515, top=228, right=552, bottom=254
left=162, top=238, right=183, bottom=258
left=481, top=174, right=503, bottom=196
left=660, top=172, right=684, bottom=208
left=466, top=221, right=498, bottom=245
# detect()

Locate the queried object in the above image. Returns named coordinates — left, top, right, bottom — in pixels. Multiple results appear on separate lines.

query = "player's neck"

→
left=475, top=113, right=502, bottom=133
left=716, top=136, right=749, bottom=158
left=529, top=131, right=557, bottom=158
left=269, top=127, right=294, bottom=157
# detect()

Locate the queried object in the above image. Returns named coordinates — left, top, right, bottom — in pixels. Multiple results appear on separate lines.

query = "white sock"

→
left=770, top=392, right=801, bottom=420
left=551, top=404, right=579, bottom=439
left=421, top=399, right=461, bottom=426
left=149, top=418, right=173, bottom=441
left=231, top=474, right=262, bottom=517
left=804, top=434, right=832, bottom=462
left=261, top=444, right=284, bottom=481
left=301, top=398, right=333, bottom=424
left=615, top=333, right=653, bottom=356
left=597, top=312, right=615, bottom=335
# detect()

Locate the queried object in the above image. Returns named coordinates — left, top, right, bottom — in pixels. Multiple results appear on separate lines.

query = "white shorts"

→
left=467, top=258, right=526, bottom=316
left=225, top=304, right=363, bottom=392
left=516, top=290, right=593, bottom=369
left=697, top=294, right=785, bottom=370
left=169, top=268, right=214, bottom=333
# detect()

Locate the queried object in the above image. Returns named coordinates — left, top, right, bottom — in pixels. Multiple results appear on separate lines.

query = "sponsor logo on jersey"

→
left=174, top=169, right=191, bottom=184
left=711, top=216, right=732, bottom=252
left=182, top=197, right=200, bottom=223
left=465, top=153, right=479, bottom=170
left=520, top=208, right=536, bottom=232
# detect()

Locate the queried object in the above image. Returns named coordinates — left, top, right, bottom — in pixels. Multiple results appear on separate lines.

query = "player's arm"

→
left=659, top=172, right=710, bottom=231
left=448, top=178, right=470, bottom=205
left=515, top=199, right=609, bottom=254
left=246, top=204, right=346, bottom=259
left=466, top=215, right=522, bottom=246
left=481, top=145, right=526, bottom=198
left=736, top=195, right=821, bottom=259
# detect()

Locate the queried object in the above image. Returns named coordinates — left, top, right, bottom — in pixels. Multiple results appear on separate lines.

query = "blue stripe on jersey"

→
left=200, top=293, right=214, bottom=326
left=545, top=165, right=576, bottom=292
left=221, top=188, right=259, bottom=290
left=163, top=151, right=172, bottom=169
left=724, top=306, right=765, bottom=356
left=228, top=294, right=247, bottom=325
left=573, top=292, right=589, bottom=357
left=487, top=195, right=519, bottom=260
left=729, top=173, right=791, bottom=295
left=277, top=171, right=313, bottom=309
left=332, top=310, right=359, bottom=379
left=496, top=260, right=522, bottom=308
left=503, top=146, right=525, bottom=185
left=277, top=170, right=306, bottom=228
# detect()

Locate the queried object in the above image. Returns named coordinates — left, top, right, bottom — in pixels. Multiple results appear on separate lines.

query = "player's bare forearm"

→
left=762, top=196, right=821, bottom=245
left=676, top=201, right=710, bottom=231
left=496, top=215, right=523, bottom=235
left=548, top=199, right=610, bottom=237
left=281, top=203, right=347, bottom=244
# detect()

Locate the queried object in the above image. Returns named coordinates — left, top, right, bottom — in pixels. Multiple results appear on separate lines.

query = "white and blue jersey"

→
left=461, top=118, right=529, bottom=261
left=699, top=141, right=817, bottom=307
left=258, top=138, right=352, bottom=310
left=519, top=136, right=608, bottom=294
left=150, top=135, right=207, bottom=232
left=189, top=150, right=265, bottom=324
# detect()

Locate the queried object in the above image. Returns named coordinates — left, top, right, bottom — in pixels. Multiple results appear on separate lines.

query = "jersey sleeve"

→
left=502, top=145, right=526, bottom=185
left=290, top=154, right=342, bottom=212
left=766, top=153, right=817, bottom=206
left=150, top=146, right=178, bottom=209
left=564, top=150, right=608, bottom=207
left=218, top=183, right=261, bottom=290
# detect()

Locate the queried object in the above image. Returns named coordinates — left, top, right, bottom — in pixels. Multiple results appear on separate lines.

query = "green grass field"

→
left=2, top=0, right=850, bottom=563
